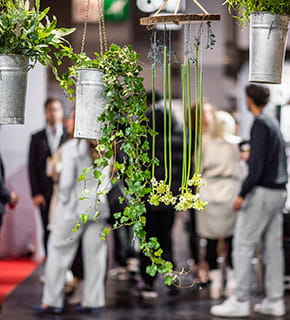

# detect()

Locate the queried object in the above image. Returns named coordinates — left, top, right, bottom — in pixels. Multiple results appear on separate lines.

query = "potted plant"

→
left=0, top=0, right=74, bottom=124
left=224, top=0, right=290, bottom=84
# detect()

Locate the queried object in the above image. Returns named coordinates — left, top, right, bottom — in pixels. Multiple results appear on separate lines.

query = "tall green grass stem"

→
left=186, top=58, right=192, bottom=183
left=151, top=64, right=156, bottom=178
left=181, top=64, right=187, bottom=194
left=163, top=46, right=168, bottom=183
left=194, top=42, right=200, bottom=173
left=168, top=62, right=173, bottom=189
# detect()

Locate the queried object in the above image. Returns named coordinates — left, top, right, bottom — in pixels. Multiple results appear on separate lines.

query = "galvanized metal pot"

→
left=249, top=12, right=290, bottom=84
left=74, top=68, right=105, bottom=140
left=0, top=55, right=29, bottom=124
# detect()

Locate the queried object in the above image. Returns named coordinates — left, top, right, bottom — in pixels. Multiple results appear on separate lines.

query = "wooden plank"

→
left=140, top=14, right=221, bottom=26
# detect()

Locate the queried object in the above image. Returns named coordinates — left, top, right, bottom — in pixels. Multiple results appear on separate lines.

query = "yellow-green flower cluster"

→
left=148, top=175, right=208, bottom=212
left=188, top=172, right=206, bottom=187
left=175, top=191, right=207, bottom=212
left=148, top=178, right=177, bottom=206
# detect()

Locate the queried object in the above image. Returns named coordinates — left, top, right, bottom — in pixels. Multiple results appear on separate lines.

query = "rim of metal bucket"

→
left=77, top=68, right=103, bottom=72
left=0, top=54, right=30, bottom=69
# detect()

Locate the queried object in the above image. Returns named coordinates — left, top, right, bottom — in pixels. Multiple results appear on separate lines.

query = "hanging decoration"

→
left=140, top=1, right=220, bottom=285
left=142, top=1, right=219, bottom=211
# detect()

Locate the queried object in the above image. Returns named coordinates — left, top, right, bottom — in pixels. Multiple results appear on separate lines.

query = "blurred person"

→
left=0, top=153, right=18, bottom=228
left=46, top=109, right=84, bottom=302
left=195, top=103, right=241, bottom=299
left=28, top=98, right=67, bottom=254
left=211, top=84, right=288, bottom=317
left=32, top=138, right=110, bottom=315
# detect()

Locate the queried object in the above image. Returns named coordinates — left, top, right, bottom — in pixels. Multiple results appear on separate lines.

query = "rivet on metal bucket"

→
left=0, top=55, right=29, bottom=124
left=74, top=68, right=105, bottom=140
left=249, top=12, right=290, bottom=84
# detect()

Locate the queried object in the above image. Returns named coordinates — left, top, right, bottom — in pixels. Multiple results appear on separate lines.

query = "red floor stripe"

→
left=0, top=258, right=37, bottom=303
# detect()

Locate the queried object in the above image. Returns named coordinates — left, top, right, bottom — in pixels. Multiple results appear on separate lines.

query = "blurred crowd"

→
left=0, top=84, right=288, bottom=318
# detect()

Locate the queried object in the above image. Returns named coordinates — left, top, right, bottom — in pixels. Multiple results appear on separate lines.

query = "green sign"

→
left=104, top=0, right=130, bottom=21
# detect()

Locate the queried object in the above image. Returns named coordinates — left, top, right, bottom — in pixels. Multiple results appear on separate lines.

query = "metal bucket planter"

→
left=74, top=68, right=105, bottom=140
left=0, top=55, right=29, bottom=124
left=249, top=12, right=290, bottom=84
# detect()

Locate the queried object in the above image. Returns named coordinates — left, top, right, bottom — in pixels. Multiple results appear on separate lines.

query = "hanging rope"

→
left=192, top=0, right=209, bottom=14
left=153, top=0, right=209, bottom=16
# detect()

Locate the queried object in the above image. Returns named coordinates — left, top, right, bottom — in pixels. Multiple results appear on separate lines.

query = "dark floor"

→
left=2, top=214, right=290, bottom=320
left=2, top=265, right=290, bottom=320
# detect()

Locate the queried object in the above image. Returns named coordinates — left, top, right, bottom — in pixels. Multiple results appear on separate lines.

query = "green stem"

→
left=168, top=62, right=173, bottom=189
left=151, top=64, right=156, bottom=178
left=163, top=46, right=168, bottom=183
left=181, top=64, right=187, bottom=194
left=198, top=70, right=204, bottom=172
left=186, top=58, right=192, bottom=183
left=194, top=42, right=200, bottom=174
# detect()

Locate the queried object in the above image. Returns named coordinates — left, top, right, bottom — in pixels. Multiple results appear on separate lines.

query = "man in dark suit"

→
left=28, top=98, right=67, bottom=253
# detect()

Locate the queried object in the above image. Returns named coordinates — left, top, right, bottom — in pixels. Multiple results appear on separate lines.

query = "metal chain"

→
left=80, top=0, right=91, bottom=54
left=97, top=0, right=104, bottom=56
left=98, top=0, right=107, bottom=54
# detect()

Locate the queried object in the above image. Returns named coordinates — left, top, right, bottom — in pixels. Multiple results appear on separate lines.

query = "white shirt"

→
left=45, top=123, right=64, bottom=155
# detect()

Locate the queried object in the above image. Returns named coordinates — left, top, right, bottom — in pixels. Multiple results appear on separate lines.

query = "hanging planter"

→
left=73, top=68, right=105, bottom=139
left=0, top=0, right=74, bottom=124
left=249, top=12, right=289, bottom=84
left=224, top=0, right=290, bottom=84
left=0, top=55, right=29, bottom=124
left=57, top=0, right=108, bottom=139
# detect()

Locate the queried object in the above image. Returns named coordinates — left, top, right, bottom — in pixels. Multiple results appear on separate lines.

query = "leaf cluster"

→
left=0, top=0, right=74, bottom=67
left=224, top=0, right=290, bottom=24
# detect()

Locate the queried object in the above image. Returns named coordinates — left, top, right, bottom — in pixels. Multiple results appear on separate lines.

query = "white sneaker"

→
left=210, top=296, right=250, bottom=317
left=141, top=290, right=158, bottom=299
left=253, top=298, right=285, bottom=316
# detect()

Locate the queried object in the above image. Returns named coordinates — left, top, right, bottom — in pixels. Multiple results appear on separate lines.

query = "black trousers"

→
left=140, top=208, right=175, bottom=287
left=205, top=236, right=233, bottom=270
left=188, top=210, right=200, bottom=264
left=39, top=202, right=50, bottom=254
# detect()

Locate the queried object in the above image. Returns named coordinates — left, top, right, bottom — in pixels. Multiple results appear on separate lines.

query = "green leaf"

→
left=79, top=214, right=90, bottom=223
left=164, top=275, right=175, bottom=286
left=146, top=264, right=157, bottom=277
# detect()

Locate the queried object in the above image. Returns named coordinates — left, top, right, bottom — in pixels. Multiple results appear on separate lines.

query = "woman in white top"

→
left=196, top=102, right=241, bottom=300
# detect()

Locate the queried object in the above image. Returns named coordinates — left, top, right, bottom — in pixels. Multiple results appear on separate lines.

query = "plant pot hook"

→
left=267, top=19, right=283, bottom=40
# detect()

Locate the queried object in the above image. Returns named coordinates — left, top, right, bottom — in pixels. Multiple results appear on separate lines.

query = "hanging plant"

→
left=224, top=0, right=290, bottom=84
left=0, top=0, right=74, bottom=124
left=223, top=0, right=290, bottom=24
left=0, top=0, right=74, bottom=70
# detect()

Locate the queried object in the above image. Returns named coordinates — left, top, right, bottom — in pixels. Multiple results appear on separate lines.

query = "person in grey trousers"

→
left=211, top=84, right=288, bottom=318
